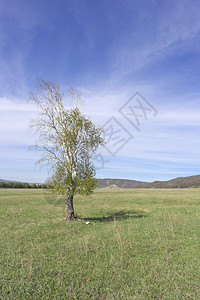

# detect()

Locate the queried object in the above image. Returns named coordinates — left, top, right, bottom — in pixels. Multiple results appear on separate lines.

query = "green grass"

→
left=0, top=188, right=200, bottom=299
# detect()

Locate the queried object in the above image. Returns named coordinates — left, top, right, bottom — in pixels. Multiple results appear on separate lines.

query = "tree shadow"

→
left=82, top=210, right=146, bottom=223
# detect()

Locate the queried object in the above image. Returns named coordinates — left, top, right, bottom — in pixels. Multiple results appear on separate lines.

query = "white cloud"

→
left=0, top=97, right=37, bottom=111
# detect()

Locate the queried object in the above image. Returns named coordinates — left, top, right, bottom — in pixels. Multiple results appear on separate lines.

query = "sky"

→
left=1, top=0, right=200, bottom=183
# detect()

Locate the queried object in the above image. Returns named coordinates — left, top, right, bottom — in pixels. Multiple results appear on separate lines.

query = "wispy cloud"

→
left=110, top=0, right=200, bottom=82
left=0, top=1, right=55, bottom=97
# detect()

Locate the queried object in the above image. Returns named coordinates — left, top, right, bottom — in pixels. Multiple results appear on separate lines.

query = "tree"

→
left=29, top=80, right=105, bottom=220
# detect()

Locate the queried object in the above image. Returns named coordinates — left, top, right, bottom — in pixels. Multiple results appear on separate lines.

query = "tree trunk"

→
left=64, top=194, right=75, bottom=221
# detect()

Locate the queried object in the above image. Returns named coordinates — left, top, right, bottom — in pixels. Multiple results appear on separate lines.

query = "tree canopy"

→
left=29, top=80, right=105, bottom=220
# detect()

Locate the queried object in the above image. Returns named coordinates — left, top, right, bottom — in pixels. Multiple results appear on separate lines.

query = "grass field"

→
left=0, top=188, right=200, bottom=299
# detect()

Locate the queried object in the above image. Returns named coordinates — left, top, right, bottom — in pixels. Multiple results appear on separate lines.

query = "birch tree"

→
left=29, top=80, right=105, bottom=220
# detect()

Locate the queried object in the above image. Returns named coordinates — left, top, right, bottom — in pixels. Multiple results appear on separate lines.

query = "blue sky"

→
left=1, top=0, right=200, bottom=183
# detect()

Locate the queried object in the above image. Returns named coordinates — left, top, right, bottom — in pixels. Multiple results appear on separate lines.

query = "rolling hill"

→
left=97, top=175, right=200, bottom=189
left=1, top=175, right=200, bottom=189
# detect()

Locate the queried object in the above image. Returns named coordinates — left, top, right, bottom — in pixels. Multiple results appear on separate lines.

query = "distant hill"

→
left=1, top=175, right=200, bottom=189
left=145, top=175, right=200, bottom=188
left=97, top=178, right=146, bottom=188
left=97, top=175, right=200, bottom=189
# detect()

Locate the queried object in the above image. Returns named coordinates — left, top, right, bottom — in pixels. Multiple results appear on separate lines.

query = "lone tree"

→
left=29, top=80, right=105, bottom=220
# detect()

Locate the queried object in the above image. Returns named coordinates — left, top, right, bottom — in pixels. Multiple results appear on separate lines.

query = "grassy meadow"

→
left=0, top=188, right=200, bottom=299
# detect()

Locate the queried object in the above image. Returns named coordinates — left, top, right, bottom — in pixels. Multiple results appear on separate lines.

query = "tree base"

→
left=64, top=194, right=75, bottom=221
left=64, top=215, right=75, bottom=221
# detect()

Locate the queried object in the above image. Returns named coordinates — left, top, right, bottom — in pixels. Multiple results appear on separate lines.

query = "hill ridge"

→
left=98, top=175, right=200, bottom=188
left=1, top=175, right=200, bottom=188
